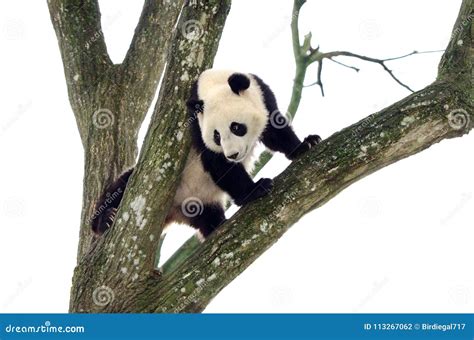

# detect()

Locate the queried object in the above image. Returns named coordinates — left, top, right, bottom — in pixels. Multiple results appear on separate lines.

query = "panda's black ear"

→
left=228, top=73, right=250, bottom=95
left=186, top=99, right=204, bottom=114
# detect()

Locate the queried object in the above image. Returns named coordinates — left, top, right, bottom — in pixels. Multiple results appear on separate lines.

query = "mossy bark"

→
left=48, top=0, right=185, bottom=261
left=48, top=0, right=231, bottom=312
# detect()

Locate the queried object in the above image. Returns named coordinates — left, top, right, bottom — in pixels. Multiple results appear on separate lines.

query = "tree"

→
left=48, top=0, right=472, bottom=313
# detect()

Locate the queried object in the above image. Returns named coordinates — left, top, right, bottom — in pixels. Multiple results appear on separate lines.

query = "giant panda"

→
left=91, top=69, right=321, bottom=238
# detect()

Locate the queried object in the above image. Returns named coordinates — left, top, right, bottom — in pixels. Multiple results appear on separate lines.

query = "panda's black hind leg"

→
left=91, top=168, right=134, bottom=235
left=189, top=204, right=226, bottom=238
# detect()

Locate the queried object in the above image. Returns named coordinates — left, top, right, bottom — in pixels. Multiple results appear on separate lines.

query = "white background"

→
left=0, top=0, right=472, bottom=313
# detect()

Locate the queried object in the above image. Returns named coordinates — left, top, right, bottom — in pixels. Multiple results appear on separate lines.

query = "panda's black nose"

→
left=228, top=152, right=239, bottom=160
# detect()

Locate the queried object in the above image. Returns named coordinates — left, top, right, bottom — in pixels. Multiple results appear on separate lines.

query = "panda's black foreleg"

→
left=201, top=152, right=274, bottom=206
left=189, top=204, right=226, bottom=238
left=261, top=111, right=321, bottom=160
left=251, top=74, right=321, bottom=160
left=91, top=168, right=134, bottom=235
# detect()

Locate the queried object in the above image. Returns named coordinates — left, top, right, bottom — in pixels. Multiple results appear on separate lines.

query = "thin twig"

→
left=328, top=57, right=360, bottom=72
left=315, top=60, right=325, bottom=96
left=323, top=50, right=415, bottom=92
left=382, top=49, right=444, bottom=61
left=306, top=49, right=444, bottom=93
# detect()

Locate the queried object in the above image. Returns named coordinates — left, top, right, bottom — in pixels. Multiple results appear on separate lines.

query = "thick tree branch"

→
left=49, top=0, right=185, bottom=262
left=69, top=0, right=232, bottom=312
left=121, top=0, right=185, bottom=108
left=48, top=0, right=113, bottom=140
left=437, top=1, right=473, bottom=85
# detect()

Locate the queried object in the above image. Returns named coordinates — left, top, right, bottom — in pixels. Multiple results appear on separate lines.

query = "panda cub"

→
left=91, top=69, right=321, bottom=238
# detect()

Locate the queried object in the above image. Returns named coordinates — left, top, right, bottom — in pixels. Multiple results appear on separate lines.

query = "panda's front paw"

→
left=236, top=178, right=274, bottom=206
left=253, top=178, right=274, bottom=197
left=289, top=134, right=322, bottom=160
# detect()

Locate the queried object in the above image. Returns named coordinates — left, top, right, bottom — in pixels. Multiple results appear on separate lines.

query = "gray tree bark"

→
left=49, top=0, right=472, bottom=313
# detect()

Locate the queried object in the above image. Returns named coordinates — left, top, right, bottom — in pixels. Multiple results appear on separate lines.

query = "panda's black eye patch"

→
left=213, top=130, right=221, bottom=146
left=230, top=122, right=247, bottom=136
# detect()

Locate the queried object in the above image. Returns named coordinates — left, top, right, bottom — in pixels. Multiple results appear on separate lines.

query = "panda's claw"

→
left=304, top=134, right=322, bottom=146
left=257, top=178, right=273, bottom=192
left=289, top=134, right=322, bottom=160
left=251, top=178, right=274, bottom=200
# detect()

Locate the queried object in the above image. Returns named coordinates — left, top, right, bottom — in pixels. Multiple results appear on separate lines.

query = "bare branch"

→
left=306, top=50, right=444, bottom=93
left=314, top=59, right=325, bottom=96
left=48, top=0, right=113, bottom=139
left=291, top=0, right=307, bottom=62
left=382, top=49, right=444, bottom=61
left=320, top=50, right=416, bottom=92
left=48, top=0, right=112, bottom=80
left=304, top=59, right=325, bottom=96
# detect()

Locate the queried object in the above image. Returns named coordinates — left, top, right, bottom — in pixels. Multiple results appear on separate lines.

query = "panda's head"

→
left=189, top=71, right=268, bottom=163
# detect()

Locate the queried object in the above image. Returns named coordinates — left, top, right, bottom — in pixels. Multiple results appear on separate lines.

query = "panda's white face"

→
left=199, top=99, right=267, bottom=162
left=196, top=70, right=269, bottom=163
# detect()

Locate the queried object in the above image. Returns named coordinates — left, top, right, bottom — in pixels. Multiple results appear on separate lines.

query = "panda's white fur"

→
left=167, top=148, right=228, bottom=225
left=167, top=69, right=268, bottom=225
